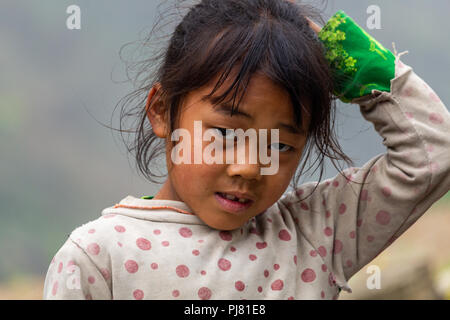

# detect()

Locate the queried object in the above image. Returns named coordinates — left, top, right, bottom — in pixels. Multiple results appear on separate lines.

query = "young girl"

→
left=43, top=0, right=450, bottom=300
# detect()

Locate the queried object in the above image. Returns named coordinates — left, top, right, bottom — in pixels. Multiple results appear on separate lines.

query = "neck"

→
left=153, top=178, right=182, bottom=202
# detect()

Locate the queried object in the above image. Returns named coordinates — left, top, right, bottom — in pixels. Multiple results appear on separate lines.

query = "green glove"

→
left=318, top=10, right=396, bottom=103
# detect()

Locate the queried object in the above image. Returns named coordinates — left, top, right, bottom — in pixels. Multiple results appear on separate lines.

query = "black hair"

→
left=113, top=0, right=356, bottom=200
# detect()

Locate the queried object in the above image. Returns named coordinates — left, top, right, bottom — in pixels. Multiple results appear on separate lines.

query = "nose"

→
left=225, top=140, right=262, bottom=181
left=226, top=162, right=262, bottom=181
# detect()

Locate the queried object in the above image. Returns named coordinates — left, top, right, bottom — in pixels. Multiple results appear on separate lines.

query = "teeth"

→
left=224, top=193, right=237, bottom=201
left=221, top=193, right=249, bottom=203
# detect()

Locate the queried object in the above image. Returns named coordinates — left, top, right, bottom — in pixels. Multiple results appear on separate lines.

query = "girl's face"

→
left=148, top=72, right=310, bottom=230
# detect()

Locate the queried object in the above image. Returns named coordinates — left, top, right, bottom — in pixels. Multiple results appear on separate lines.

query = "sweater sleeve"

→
left=278, top=10, right=450, bottom=292
left=43, top=237, right=112, bottom=300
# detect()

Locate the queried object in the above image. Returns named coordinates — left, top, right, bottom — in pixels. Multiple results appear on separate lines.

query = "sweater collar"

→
left=101, top=195, right=207, bottom=226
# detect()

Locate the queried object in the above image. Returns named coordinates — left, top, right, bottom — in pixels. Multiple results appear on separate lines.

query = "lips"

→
left=217, top=192, right=251, bottom=203
left=214, top=192, right=254, bottom=213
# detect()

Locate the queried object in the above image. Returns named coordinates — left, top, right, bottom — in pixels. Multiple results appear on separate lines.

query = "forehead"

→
left=183, top=71, right=310, bottom=130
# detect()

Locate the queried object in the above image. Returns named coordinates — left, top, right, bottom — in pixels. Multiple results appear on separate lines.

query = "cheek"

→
left=171, top=163, right=223, bottom=194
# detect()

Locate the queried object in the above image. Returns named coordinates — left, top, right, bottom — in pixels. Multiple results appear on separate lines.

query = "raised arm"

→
left=279, top=10, right=450, bottom=292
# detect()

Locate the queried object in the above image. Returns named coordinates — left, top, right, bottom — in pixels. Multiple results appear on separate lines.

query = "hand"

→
left=305, top=17, right=322, bottom=34
left=286, top=0, right=322, bottom=34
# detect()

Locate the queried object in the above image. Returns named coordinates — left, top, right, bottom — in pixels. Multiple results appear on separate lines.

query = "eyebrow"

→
left=202, top=95, right=306, bottom=136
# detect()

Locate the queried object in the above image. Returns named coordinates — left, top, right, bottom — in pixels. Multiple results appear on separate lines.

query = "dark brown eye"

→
left=270, top=143, right=292, bottom=152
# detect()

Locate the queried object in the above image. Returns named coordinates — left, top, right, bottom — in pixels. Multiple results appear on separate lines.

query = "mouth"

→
left=214, top=192, right=254, bottom=213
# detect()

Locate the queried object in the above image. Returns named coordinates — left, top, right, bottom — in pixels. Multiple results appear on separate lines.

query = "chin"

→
left=201, top=213, right=248, bottom=231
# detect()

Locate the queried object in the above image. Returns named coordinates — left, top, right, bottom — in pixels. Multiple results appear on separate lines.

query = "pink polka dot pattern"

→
left=256, top=242, right=267, bottom=249
left=136, top=238, right=151, bottom=251
left=249, top=254, right=257, bottom=261
left=376, top=210, right=391, bottom=225
left=360, top=189, right=370, bottom=201
left=114, top=225, right=126, bottom=233
left=301, top=268, right=316, bottom=283
left=324, top=227, right=333, bottom=237
left=125, top=260, right=139, bottom=274
left=176, top=265, right=190, bottom=278
left=235, top=281, right=245, bottom=291
left=52, top=281, right=58, bottom=296
left=328, top=273, right=336, bottom=287
left=218, top=258, right=231, bottom=271
left=300, top=202, right=309, bottom=210
left=381, top=187, right=392, bottom=197
left=88, top=276, right=95, bottom=284
left=151, top=263, right=158, bottom=270
left=57, top=262, right=63, bottom=273
left=192, top=249, right=200, bottom=256
left=153, top=229, right=161, bottom=235
left=339, top=203, right=347, bottom=214
left=219, top=231, right=232, bottom=241
left=405, top=112, right=414, bottom=119
left=179, top=227, right=192, bottom=238
left=429, top=92, right=442, bottom=103
left=274, top=264, right=280, bottom=271
left=133, top=289, right=144, bottom=300
left=162, top=241, right=170, bottom=247
left=100, top=268, right=110, bottom=280
left=198, top=287, right=212, bottom=300
left=317, top=246, right=327, bottom=257
left=87, top=243, right=100, bottom=256
left=278, top=229, right=291, bottom=241
left=270, top=279, right=284, bottom=291
left=429, top=112, right=444, bottom=124
left=172, top=290, right=180, bottom=298
left=333, top=239, right=343, bottom=254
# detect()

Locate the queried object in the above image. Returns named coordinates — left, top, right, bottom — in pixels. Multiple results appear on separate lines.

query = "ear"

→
left=145, top=83, right=168, bottom=139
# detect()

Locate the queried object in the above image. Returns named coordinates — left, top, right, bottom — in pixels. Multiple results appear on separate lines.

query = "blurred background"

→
left=0, top=0, right=449, bottom=299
